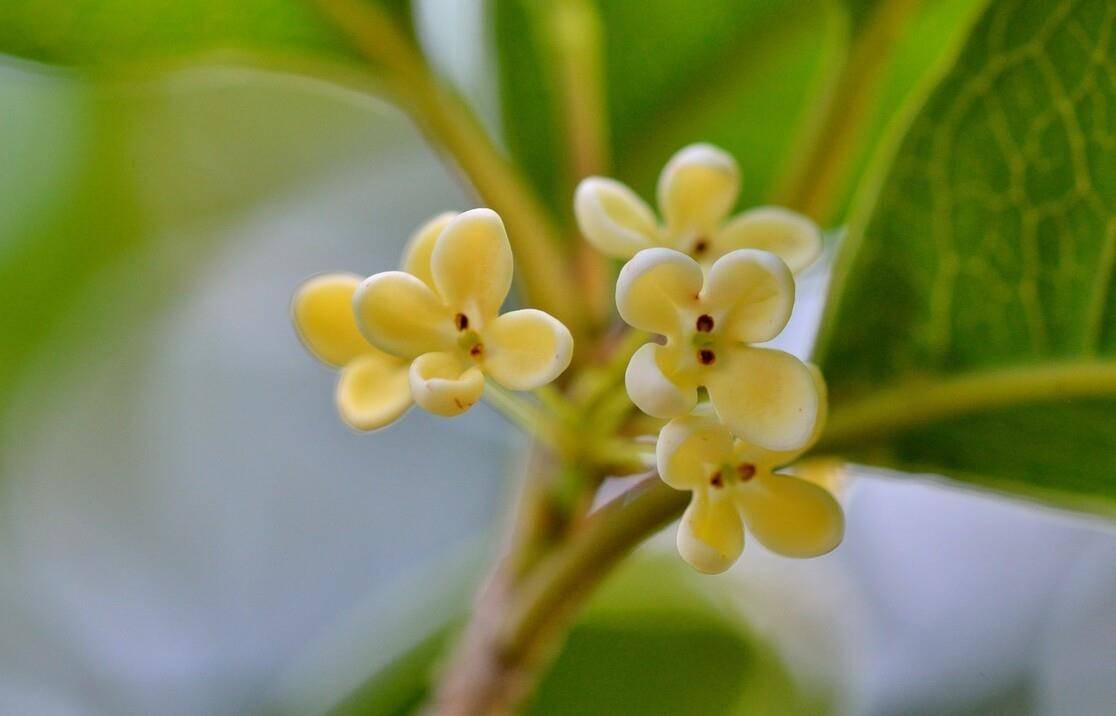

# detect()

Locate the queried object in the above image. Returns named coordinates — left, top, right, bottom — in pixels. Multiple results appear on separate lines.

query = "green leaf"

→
left=328, top=554, right=826, bottom=716
left=799, top=0, right=989, bottom=224
left=492, top=0, right=846, bottom=223
left=815, top=0, right=1116, bottom=514
left=0, top=0, right=413, bottom=70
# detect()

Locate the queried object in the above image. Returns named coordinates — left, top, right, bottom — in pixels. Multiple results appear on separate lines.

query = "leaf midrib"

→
left=817, top=359, right=1116, bottom=450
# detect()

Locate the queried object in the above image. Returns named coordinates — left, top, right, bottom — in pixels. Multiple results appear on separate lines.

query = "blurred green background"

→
left=2, top=1, right=1116, bottom=714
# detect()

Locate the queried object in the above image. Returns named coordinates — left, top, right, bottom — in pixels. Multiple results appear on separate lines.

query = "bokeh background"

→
left=3, top=1, right=1116, bottom=714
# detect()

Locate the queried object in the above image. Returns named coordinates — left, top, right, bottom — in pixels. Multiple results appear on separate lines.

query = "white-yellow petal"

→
left=714, top=206, right=821, bottom=273
left=482, top=309, right=573, bottom=391
left=677, top=491, right=744, bottom=574
left=735, top=472, right=843, bottom=558
left=737, top=362, right=828, bottom=469
left=409, top=351, right=485, bottom=417
left=292, top=273, right=370, bottom=368
left=336, top=351, right=412, bottom=430
left=702, top=249, right=795, bottom=344
left=354, top=271, right=454, bottom=358
left=402, top=212, right=457, bottom=287
left=431, top=208, right=513, bottom=321
left=574, top=177, right=660, bottom=259
left=705, top=346, right=819, bottom=452
left=615, top=248, right=702, bottom=335
left=625, top=342, right=697, bottom=419
left=656, top=409, right=734, bottom=491
left=657, top=143, right=740, bottom=237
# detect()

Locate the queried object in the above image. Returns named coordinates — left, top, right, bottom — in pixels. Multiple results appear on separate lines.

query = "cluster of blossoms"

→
left=294, top=143, right=843, bottom=574
left=293, top=209, right=574, bottom=429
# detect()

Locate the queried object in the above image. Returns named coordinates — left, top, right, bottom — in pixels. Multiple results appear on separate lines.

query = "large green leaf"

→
left=815, top=0, right=1116, bottom=513
left=328, top=554, right=826, bottom=716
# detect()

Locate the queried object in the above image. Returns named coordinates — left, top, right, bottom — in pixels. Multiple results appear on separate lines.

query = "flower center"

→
left=456, top=328, right=484, bottom=359
left=691, top=237, right=710, bottom=257
left=710, top=463, right=756, bottom=488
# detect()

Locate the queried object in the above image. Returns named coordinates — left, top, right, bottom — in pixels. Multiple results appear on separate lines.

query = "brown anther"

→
left=469, top=343, right=484, bottom=358
left=454, top=313, right=469, bottom=331
left=695, top=314, right=714, bottom=333
left=693, top=238, right=709, bottom=255
left=698, top=349, right=716, bottom=365
left=737, top=463, right=756, bottom=481
left=710, top=471, right=724, bottom=488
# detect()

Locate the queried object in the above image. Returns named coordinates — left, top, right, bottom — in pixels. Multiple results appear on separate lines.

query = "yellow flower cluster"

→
left=292, top=143, right=843, bottom=574
left=293, top=209, right=573, bottom=430
left=577, top=144, right=843, bottom=573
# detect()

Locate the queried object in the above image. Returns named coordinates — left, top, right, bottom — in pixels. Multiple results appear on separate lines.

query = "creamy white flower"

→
left=618, top=247, right=819, bottom=451
left=657, top=384, right=842, bottom=574
left=575, top=143, right=821, bottom=271
left=352, top=209, right=574, bottom=418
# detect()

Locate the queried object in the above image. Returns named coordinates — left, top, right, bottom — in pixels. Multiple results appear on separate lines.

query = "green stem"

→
left=544, top=0, right=614, bottom=331
left=483, top=382, right=568, bottom=453
left=816, top=360, right=1116, bottom=451
left=310, top=0, right=584, bottom=335
left=777, top=0, right=922, bottom=224
left=498, top=476, right=687, bottom=659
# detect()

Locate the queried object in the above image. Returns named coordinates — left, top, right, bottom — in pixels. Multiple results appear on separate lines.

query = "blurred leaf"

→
left=0, top=63, right=427, bottom=411
left=815, top=0, right=1116, bottom=513
left=493, top=0, right=846, bottom=223
left=0, top=0, right=414, bottom=71
left=329, top=554, right=826, bottom=715
left=793, top=0, right=988, bottom=224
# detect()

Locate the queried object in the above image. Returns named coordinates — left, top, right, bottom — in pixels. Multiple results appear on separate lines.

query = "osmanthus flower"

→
left=574, top=143, right=821, bottom=271
left=655, top=385, right=843, bottom=574
left=618, top=246, right=820, bottom=451
left=353, top=208, right=574, bottom=419
left=293, top=273, right=413, bottom=430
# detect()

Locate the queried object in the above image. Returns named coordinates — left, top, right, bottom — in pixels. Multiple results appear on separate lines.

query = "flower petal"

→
left=354, top=271, right=454, bottom=358
left=656, top=408, right=734, bottom=490
left=677, top=491, right=744, bottom=574
left=735, top=472, right=843, bottom=558
left=702, top=249, right=795, bottom=344
left=736, top=362, right=828, bottom=469
left=615, top=248, right=702, bottom=334
left=431, top=208, right=513, bottom=320
left=705, top=346, right=820, bottom=452
left=714, top=206, right=822, bottom=272
left=292, top=273, right=371, bottom=368
left=402, top=212, right=457, bottom=287
left=409, top=351, right=485, bottom=417
left=625, top=342, right=697, bottom=419
left=657, top=143, right=740, bottom=237
left=336, top=351, right=412, bottom=430
left=574, top=177, right=659, bottom=259
left=482, top=309, right=573, bottom=390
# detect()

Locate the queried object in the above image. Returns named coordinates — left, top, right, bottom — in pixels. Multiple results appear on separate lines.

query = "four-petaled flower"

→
left=618, top=246, right=820, bottom=451
left=293, top=272, right=413, bottom=430
left=656, top=384, right=842, bottom=574
left=354, top=208, right=573, bottom=419
left=293, top=209, right=573, bottom=429
left=575, top=143, right=821, bottom=271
